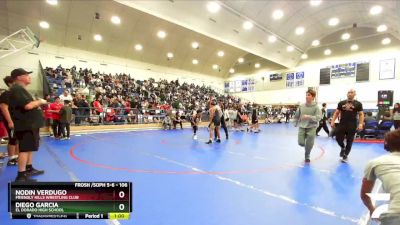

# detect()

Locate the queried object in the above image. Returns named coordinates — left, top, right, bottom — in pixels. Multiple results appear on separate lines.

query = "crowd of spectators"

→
left=44, top=65, right=253, bottom=125
left=43, top=65, right=305, bottom=130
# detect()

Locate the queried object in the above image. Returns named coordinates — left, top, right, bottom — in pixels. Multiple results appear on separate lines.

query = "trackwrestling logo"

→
left=367, top=193, right=390, bottom=219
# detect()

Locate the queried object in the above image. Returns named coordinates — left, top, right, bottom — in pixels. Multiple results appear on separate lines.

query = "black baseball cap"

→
left=11, top=68, right=32, bottom=79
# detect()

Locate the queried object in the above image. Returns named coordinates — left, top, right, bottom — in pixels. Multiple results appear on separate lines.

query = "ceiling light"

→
left=272, top=10, right=284, bottom=20
left=93, top=34, right=102, bottom=41
left=46, top=0, right=58, bottom=6
left=370, top=5, right=382, bottom=15
left=229, top=68, right=235, bottom=73
left=382, top=38, right=391, bottom=45
left=111, top=16, right=121, bottom=24
left=39, top=21, right=50, bottom=29
left=301, top=54, right=308, bottom=59
left=207, top=1, right=221, bottom=13
left=350, top=44, right=359, bottom=51
left=311, top=40, right=320, bottom=46
left=310, top=0, right=322, bottom=6
left=167, top=52, right=174, bottom=58
left=324, top=49, right=331, bottom=55
left=286, top=46, right=294, bottom=52
left=341, top=33, right=350, bottom=40
left=135, top=44, right=143, bottom=51
left=295, top=27, right=305, bottom=35
left=268, top=35, right=277, bottom=43
left=212, top=64, right=219, bottom=70
left=191, top=42, right=199, bottom=49
left=238, top=58, right=244, bottom=63
left=157, top=30, right=167, bottom=39
left=377, top=24, right=387, bottom=32
left=192, top=59, right=199, bottom=65
left=328, top=17, right=339, bottom=26
left=242, top=21, right=253, bottom=30
left=255, top=63, right=260, bottom=68
left=217, top=51, right=224, bottom=57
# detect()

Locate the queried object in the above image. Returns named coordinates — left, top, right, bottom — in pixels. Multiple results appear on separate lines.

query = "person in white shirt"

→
left=59, top=90, right=73, bottom=102
left=361, top=129, right=400, bottom=225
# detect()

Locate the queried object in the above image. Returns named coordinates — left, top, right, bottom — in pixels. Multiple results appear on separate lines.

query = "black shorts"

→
left=15, top=129, right=40, bottom=152
left=214, top=119, right=221, bottom=127
left=252, top=118, right=258, bottom=124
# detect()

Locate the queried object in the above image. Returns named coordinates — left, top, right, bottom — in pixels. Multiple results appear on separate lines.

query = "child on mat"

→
left=294, top=89, right=321, bottom=163
left=191, top=109, right=202, bottom=140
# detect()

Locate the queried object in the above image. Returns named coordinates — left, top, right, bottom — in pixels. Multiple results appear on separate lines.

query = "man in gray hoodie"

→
left=294, top=89, right=322, bottom=163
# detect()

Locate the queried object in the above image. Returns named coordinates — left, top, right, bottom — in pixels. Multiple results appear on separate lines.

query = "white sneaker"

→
left=193, top=135, right=197, bottom=140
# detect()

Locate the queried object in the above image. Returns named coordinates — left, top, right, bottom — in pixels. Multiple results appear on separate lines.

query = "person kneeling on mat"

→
left=294, top=89, right=321, bottom=163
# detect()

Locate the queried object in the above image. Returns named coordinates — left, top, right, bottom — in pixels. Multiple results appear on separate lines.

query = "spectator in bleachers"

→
left=59, top=90, right=73, bottom=102
left=364, top=111, right=376, bottom=124
left=393, top=103, right=400, bottom=129
left=380, top=111, right=393, bottom=125
left=92, top=95, right=103, bottom=123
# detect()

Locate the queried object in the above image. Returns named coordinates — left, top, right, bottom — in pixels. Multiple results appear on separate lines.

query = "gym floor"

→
left=0, top=124, right=385, bottom=225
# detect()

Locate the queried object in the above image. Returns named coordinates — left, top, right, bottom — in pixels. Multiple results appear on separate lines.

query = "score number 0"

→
left=118, top=191, right=125, bottom=211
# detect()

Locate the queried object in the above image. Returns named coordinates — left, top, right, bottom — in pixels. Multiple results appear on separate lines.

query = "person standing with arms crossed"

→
left=331, top=89, right=364, bottom=162
left=9, top=68, right=47, bottom=182
left=294, top=89, right=321, bottom=163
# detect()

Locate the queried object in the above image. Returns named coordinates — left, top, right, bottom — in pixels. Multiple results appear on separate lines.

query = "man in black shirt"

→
left=9, top=68, right=47, bottom=182
left=0, top=76, right=19, bottom=166
left=331, top=89, right=364, bottom=162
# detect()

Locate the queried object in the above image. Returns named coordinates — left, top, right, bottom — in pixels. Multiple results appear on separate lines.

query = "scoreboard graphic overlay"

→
left=9, top=182, right=132, bottom=219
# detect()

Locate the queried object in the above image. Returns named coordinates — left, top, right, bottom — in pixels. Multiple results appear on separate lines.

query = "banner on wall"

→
left=379, top=59, right=396, bottom=80
left=331, top=63, right=356, bottom=78
left=270, top=73, right=283, bottom=81
left=286, top=72, right=304, bottom=88
left=295, top=72, right=304, bottom=87
left=224, top=79, right=255, bottom=93
left=286, top=73, right=295, bottom=88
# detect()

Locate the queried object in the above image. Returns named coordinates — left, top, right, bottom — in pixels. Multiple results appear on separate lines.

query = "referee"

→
left=9, top=68, right=47, bottom=182
left=331, top=89, right=364, bottom=162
